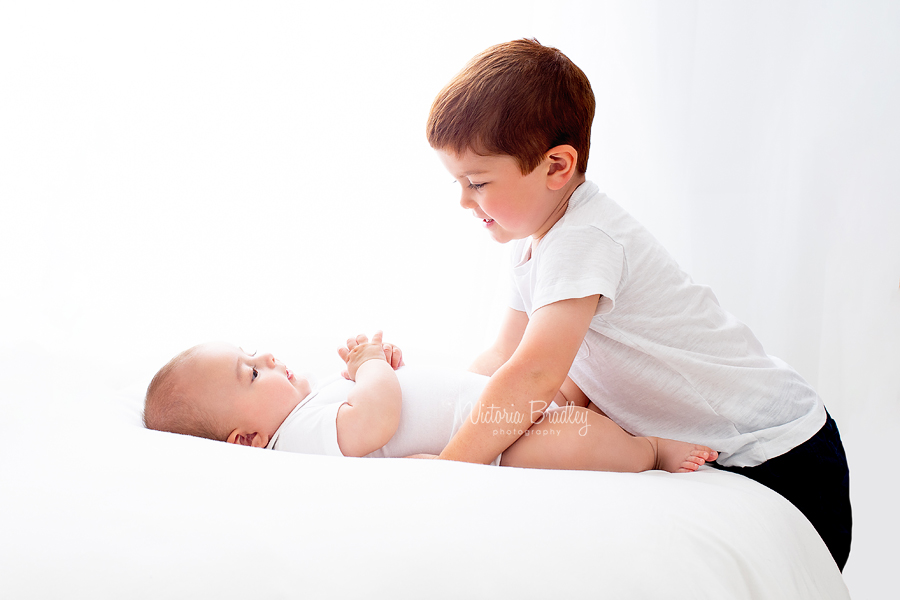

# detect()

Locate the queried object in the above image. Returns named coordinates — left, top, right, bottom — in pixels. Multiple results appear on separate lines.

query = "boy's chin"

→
left=483, top=225, right=513, bottom=243
left=488, top=230, right=524, bottom=244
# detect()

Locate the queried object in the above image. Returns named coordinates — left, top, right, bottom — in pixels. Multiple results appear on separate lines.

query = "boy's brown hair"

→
left=143, top=346, right=225, bottom=442
left=426, top=38, right=595, bottom=175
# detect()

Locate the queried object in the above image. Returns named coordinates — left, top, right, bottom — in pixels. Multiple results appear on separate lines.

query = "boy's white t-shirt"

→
left=508, top=181, right=826, bottom=467
left=266, top=366, right=504, bottom=465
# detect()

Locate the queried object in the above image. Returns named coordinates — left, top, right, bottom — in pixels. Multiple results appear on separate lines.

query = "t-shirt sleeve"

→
left=271, top=401, right=345, bottom=457
left=533, top=224, right=625, bottom=315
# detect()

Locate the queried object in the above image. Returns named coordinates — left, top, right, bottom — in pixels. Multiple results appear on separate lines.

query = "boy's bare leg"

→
left=499, top=406, right=718, bottom=473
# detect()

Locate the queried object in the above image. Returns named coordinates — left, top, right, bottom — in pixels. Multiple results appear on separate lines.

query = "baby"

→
left=143, top=331, right=717, bottom=472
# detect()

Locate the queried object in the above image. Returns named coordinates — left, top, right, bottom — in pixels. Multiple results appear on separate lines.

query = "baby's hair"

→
left=143, top=345, right=226, bottom=442
left=426, top=38, right=595, bottom=175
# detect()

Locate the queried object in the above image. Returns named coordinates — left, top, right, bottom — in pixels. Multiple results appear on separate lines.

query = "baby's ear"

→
left=227, top=430, right=269, bottom=448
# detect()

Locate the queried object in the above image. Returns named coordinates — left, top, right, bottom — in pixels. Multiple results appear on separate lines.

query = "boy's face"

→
left=437, top=149, right=563, bottom=243
left=184, top=342, right=312, bottom=447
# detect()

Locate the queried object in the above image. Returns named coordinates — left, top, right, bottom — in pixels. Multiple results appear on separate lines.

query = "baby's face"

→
left=186, top=342, right=312, bottom=445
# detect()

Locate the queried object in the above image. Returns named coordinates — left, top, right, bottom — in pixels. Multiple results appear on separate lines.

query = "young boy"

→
left=425, top=38, right=851, bottom=570
left=143, top=331, right=718, bottom=473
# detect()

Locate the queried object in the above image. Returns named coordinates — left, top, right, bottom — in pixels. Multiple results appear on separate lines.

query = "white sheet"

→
left=0, top=348, right=850, bottom=599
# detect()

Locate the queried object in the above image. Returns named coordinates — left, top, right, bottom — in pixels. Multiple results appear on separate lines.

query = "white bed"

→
left=1, top=348, right=850, bottom=599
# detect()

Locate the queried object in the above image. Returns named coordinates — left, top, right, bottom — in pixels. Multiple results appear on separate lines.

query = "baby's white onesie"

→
left=266, top=366, right=510, bottom=464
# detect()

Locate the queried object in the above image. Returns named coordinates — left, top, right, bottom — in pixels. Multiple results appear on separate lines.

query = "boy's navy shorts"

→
left=711, top=412, right=852, bottom=571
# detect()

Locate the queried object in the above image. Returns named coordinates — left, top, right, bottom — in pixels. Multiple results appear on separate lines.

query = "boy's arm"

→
left=473, top=309, right=590, bottom=408
left=468, top=307, right=529, bottom=376
left=439, top=295, right=600, bottom=464
left=335, top=332, right=403, bottom=458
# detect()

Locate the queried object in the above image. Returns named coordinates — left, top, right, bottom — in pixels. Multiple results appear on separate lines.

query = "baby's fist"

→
left=382, top=341, right=403, bottom=370
left=338, top=331, right=388, bottom=381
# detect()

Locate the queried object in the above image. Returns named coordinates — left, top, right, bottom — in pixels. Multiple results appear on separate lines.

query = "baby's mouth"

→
left=483, top=218, right=494, bottom=225
left=285, top=368, right=294, bottom=381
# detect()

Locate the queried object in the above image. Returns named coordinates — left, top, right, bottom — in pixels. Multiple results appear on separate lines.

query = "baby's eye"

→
left=468, top=182, right=485, bottom=191
left=251, top=367, right=259, bottom=381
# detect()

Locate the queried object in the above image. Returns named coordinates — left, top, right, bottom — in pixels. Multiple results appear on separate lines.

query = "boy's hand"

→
left=338, top=331, right=403, bottom=380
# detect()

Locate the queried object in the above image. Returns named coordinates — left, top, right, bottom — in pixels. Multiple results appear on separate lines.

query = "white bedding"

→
left=0, top=348, right=850, bottom=599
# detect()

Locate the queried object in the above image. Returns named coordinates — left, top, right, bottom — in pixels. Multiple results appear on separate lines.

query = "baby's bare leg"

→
left=499, top=406, right=717, bottom=473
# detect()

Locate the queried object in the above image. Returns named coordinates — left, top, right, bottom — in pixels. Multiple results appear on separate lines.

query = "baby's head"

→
left=143, top=342, right=311, bottom=448
left=426, top=38, right=595, bottom=175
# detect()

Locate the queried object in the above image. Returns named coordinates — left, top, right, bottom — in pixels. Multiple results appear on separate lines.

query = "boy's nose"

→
left=459, top=192, right=477, bottom=210
left=260, top=353, right=277, bottom=367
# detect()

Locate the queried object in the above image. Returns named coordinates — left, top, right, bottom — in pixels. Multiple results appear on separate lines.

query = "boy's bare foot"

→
left=649, top=437, right=719, bottom=473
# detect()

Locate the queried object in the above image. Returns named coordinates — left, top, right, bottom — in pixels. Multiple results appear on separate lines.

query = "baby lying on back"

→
left=143, top=331, right=716, bottom=472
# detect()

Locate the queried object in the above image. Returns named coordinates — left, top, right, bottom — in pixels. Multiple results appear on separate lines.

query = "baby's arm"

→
left=335, top=331, right=402, bottom=457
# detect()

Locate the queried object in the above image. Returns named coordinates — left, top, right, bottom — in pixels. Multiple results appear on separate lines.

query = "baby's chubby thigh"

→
left=499, top=406, right=653, bottom=472
left=499, top=406, right=598, bottom=470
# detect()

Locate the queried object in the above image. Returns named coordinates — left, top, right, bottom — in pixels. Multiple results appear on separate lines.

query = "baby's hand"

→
left=382, top=338, right=403, bottom=370
left=338, top=331, right=403, bottom=380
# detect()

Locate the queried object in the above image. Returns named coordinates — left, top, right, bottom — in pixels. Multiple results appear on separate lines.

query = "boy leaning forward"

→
left=425, top=38, right=851, bottom=571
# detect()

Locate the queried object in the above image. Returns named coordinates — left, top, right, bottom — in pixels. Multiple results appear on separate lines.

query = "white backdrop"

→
left=2, top=1, right=897, bottom=596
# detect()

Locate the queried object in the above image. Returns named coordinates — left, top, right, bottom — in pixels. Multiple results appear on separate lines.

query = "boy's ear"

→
left=544, top=145, right=579, bottom=191
left=227, top=429, right=269, bottom=448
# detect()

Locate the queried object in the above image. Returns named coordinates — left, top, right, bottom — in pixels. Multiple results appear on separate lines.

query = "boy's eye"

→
left=251, top=367, right=259, bottom=381
left=468, top=182, right=485, bottom=191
